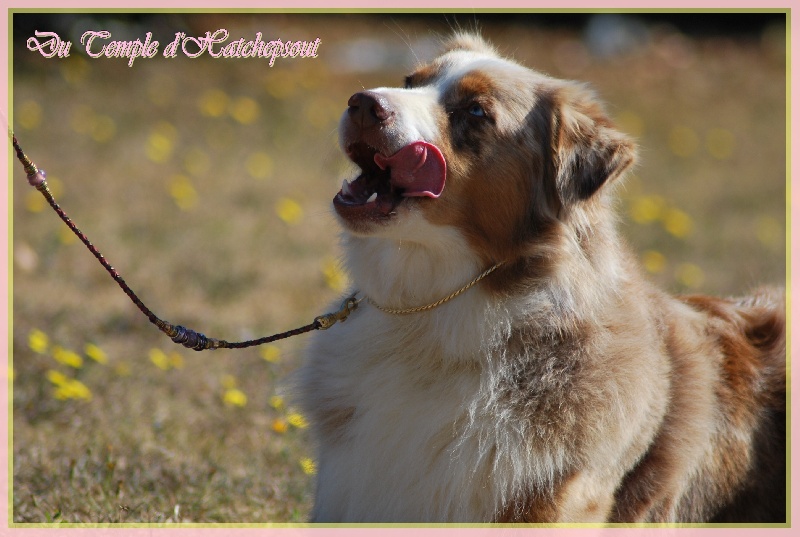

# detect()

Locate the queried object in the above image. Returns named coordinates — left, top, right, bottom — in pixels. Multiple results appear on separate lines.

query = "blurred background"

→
left=11, top=12, right=787, bottom=523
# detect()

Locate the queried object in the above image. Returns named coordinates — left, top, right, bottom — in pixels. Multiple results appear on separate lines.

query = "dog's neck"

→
left=343, top=228, right=484, bottom=311
left=342, top=215, right=629, bottom=337
left=341, top=228, right=504, bottom=362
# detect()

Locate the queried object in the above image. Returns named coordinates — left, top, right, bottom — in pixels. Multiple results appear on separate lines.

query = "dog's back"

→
left=611, top=287, right=786, bottom=522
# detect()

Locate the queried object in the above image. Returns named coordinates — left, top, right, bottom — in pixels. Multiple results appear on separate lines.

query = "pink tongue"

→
left=373, top=141, right=446, bottom=198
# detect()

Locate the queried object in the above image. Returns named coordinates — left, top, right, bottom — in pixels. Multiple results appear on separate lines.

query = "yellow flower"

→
left=272, top=418, right=288, bottom=434
left=675, top=263, right=705, bottom=289
left=245, top=151, right=273, bottom=180
left=146, top=349, right=183, bottom=370
left=58, top=226, right=78, bottom=245
left=287, top=412, right=308, bottom=429
left=260, top=344, right=281, bottom=364
left=198, top=88, right=229, bottom=117
left=28, top=329, right=49, bottom=354
left=52, top=346, right=83, bottom=369
left=223, top=388, right=247, bottom=407
left=629, top=195, right=665, bottom=224
left=642, top=250, right=666, bottom=274
left=46, top=369, right=69, bottom=386
left=25, top=190, right=46, bottom=213
left=54, top=379, right=92, bottom=401
left=148, top=349, right=171, bottom=370
left=18, top=100, right=43, bottom=130
left=146, top=121, right=177, bottom=163
left=662, top=208, right=693, bottom=239
left=268, top=395, right=284, bottom=410
left=46, top=370, right=92, bottom=401
left=168, top=174, right=198, bottom=211
left=84, top=343, right=108, bottom=364
left=275, top=197, right=304, bottom=225
left=321, top=257, right=348, bottom=292
left=229, top=96, right=260, bottom=125
left=299, top=457, right=317, bottom=475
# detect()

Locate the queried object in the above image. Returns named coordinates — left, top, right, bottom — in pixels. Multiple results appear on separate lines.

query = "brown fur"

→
left=433, top=35, right=786, bottom=523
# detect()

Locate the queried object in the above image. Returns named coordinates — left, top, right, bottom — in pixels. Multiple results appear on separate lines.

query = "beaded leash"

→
left=12, top=134, right=359, bottom=351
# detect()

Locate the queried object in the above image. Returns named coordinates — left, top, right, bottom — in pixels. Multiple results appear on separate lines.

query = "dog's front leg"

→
left=495, top=471, right=618, bottom=523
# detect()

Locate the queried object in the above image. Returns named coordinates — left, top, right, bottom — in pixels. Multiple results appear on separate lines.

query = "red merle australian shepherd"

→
left=297, top=33, right=786, bottom=523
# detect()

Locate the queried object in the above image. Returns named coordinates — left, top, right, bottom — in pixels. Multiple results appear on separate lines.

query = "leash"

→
left=11, top=134, right=500, bottom=351
left=12, top=134, right=359, bottom=351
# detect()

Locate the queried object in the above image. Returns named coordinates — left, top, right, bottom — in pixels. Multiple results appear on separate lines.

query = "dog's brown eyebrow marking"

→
left=441, top=71, right=499, bottom=115
left=456, top=70, right=497, bottom=98
left=405, top=63, right=441, bottom=88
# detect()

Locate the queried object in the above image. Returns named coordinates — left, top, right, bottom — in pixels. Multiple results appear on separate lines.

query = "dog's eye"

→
left=404, top=76, right=413, bottom=89
left=467, top=103, right=486, bottom=117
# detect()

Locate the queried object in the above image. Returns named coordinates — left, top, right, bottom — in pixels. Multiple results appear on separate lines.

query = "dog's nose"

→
left=347, top=91, right=394, bottom=128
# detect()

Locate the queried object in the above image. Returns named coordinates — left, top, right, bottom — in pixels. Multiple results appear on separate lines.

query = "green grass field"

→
left=11, top=13, right=786, bottom=524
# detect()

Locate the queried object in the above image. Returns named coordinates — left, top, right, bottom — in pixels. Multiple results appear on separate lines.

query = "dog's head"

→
left=334, top=33, right=636, bottom=266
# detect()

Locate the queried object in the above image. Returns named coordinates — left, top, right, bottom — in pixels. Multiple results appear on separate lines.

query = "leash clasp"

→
left=315, top=294, right=361, bottom=330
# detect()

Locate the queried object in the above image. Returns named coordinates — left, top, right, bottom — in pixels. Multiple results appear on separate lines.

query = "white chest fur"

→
left=300, top=289, right=508, bottom=522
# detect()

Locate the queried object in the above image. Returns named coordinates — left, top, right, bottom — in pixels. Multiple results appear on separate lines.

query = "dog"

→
left=296, top=33, right=786, bottom=523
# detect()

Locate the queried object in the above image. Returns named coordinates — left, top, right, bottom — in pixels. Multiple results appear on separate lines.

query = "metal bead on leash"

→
left=169, top=325, right=217, bottom=351
left=13, top=134, right=48, bottom=188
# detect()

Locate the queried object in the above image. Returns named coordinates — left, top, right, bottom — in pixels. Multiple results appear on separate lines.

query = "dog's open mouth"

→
left=333, top=141, right=446, bottom=220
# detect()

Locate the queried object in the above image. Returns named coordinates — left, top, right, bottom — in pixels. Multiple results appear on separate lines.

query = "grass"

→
left=10, top=13, right=786, bottom=524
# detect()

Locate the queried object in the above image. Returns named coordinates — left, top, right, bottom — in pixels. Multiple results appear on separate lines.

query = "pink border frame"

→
left=2, top=2, right=796, bottom=536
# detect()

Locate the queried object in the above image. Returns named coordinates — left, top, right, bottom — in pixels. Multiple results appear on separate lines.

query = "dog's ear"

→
left=549, top=83, right=636, bottom=204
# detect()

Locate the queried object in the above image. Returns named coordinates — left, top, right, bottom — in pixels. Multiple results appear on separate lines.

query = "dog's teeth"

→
left=366, top=192, right=378, bottom=203
left=342, top=179, right=353, bottom=197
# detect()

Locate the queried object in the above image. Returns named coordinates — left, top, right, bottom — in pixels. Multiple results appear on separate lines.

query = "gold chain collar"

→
left=362, top=262, right=503, bottom=315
